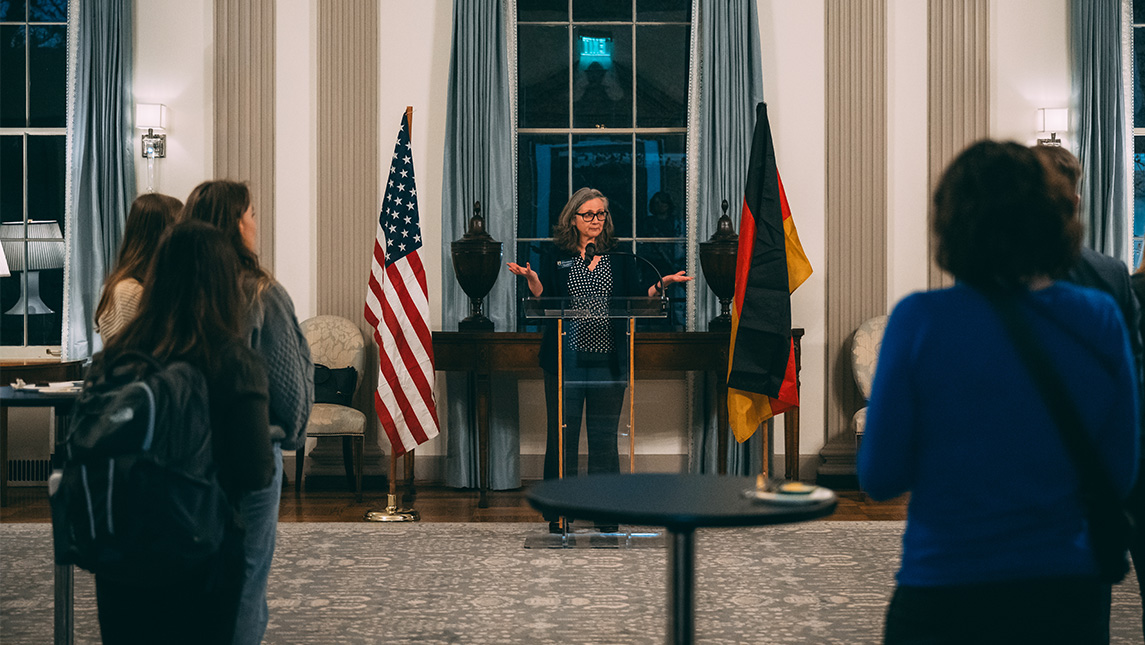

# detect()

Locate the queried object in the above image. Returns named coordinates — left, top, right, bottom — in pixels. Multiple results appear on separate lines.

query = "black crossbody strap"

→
left=983, top=290, right=1116, bottom=502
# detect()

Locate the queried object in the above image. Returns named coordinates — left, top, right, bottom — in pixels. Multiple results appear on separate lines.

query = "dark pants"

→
left=884, top=576, right=1111, bottom=644
left=95, top=530, right=245, bottom=645
left=542, top=353, right=626, bottom=486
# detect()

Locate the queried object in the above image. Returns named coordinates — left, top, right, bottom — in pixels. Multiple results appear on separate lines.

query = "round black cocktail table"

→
left=528, top=473, right=837, bottom=645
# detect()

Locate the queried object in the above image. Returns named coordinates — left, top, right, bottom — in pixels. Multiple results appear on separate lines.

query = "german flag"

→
left=728, top=103, right=812, bottom=445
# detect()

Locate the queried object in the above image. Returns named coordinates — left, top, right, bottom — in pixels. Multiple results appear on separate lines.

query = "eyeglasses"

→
left=577, top=210, right=609, bottom=222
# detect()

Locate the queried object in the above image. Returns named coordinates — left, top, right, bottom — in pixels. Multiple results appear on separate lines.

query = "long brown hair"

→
left=180, top=180, right=272, bottom=290
left=552, top=187, right=616, bottom=254
left=108, top=221, right=246, bottom=373
left=94, top=193, right=182, bottom=325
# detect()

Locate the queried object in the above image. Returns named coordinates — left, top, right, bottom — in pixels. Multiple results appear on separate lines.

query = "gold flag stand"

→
left=364, top=449, right=419, bottom=522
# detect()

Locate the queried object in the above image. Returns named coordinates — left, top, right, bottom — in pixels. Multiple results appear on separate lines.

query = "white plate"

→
left=742, top=485, right=834, bottom=505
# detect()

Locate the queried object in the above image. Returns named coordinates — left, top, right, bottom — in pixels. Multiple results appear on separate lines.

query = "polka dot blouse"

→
left=566, top=255, right=614, bottom=353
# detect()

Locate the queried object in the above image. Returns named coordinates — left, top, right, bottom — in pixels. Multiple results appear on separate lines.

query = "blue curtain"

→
left=63, top=0, right=135, bottom=360
left=690, top=0, right=766, bottom=474
left=440, top=0, right=519, bottom=488
left=1070, top=0, right=1129, bottom=261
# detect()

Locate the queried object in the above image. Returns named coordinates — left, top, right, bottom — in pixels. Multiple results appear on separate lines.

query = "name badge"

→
left=557, top=259, right=575, bottom=269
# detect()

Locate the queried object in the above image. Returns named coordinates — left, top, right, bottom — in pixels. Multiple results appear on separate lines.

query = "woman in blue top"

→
left=508, top=187, right=690, bottom=533
left=858, top=140, right=1138, bottom=644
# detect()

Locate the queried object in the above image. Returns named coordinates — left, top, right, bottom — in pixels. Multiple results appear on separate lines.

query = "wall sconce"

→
left=136, top=103, right=167, bottom=158
left=0, top=221, right=66, bottom=315
left=136, top=103, right=168, bottom=192
left=1036, top=107, right=1068, bottom=147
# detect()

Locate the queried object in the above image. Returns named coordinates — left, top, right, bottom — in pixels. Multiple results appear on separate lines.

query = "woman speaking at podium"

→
left=507, top=187, right=690, bottom=533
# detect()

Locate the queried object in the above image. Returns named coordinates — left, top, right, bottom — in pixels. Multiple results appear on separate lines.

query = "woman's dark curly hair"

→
left=932, top=140, right=1081, bottom=290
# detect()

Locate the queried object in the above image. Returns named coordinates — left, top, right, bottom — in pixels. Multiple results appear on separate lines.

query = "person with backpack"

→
left=181, top=180, right=313, bottom=645
left=83, top=220, right=275, bottom=643
left=94, top=192, right=182, bottom=343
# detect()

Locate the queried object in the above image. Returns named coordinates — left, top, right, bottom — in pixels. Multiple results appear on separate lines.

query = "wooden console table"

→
left=431, top=331, right=803, bottom=507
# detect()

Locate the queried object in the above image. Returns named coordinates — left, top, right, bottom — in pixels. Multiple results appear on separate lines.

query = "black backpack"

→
left=50, top=351, right=233, bottom=583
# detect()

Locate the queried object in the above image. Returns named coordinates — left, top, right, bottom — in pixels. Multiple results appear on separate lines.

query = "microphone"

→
left=584, top=242, right=596, bottom=263
left=604, top=249, right=669, bottom=306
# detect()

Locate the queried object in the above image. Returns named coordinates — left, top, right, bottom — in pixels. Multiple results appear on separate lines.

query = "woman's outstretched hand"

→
left=507, top=262, right=543, bottom=297
left=649, top=270, right=693, bottom=297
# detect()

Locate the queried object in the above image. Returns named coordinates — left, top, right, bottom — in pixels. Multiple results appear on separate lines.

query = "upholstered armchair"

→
left=298, top=315, right=367, bottom=501
left=851, top=315, right=888, bottom=452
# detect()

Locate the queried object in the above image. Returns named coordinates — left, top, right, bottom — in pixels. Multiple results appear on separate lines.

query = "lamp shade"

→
left=0, top=221, right=65, bottom=271
left=136, top=103, right=167, bottom=130
left=1037, top=107, right=1068, bottom=133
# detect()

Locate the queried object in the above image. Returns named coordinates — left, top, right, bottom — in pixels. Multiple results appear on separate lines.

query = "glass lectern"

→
left=523, top=296, right=667, bottom=548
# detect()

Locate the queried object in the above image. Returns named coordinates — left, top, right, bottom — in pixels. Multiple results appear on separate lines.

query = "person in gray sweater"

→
left=181, top=180, right=314, bottom=645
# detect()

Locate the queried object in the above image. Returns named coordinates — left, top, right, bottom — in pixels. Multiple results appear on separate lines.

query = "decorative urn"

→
left=697, top=199, right=738, bottom=331
left=450, top=201, right=502, bottom=331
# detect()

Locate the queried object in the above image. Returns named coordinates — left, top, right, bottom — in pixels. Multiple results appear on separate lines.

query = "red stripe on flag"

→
left=379, top=281, right=436, bottom=423
left=732, top=202, right=757, bottom=316
left=375, top=329, right=431, bottom=449
left=384, top=262, right=434, bottom=360
left=373, top=389, right=408, bottom=456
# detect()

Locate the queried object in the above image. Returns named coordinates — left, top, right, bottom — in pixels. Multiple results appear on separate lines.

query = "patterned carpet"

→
left=1, top=521, right=1142, bottom=644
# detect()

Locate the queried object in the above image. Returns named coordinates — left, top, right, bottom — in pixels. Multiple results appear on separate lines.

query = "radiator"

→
left=7, top=458, right=51, bottom=485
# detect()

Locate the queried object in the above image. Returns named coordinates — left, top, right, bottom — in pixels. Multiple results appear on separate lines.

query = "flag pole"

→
left=364, top=104, right=422, bottom=523
left=365, top=450, right=418, bottom=522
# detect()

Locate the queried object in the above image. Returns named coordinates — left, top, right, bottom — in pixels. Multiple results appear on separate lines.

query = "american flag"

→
left=364, top=111, right=440, bottom=455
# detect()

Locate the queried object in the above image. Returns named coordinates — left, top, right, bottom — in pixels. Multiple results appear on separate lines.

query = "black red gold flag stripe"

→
left=728, top=102, right=812, bottom=445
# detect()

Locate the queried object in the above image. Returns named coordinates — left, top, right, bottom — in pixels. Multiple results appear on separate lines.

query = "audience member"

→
left=181, top=180, right=314, bottom=645
left=1035, top=144, right=1145, bottom=639
left=858, top=140, right=1139, bottom=643
left=94, top=193, right=181, bottom=342
left=92, top=220, right=273, bottom=644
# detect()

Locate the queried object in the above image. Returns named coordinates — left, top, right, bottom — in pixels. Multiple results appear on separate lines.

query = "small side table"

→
left=528, top=473, right=837, bottom=645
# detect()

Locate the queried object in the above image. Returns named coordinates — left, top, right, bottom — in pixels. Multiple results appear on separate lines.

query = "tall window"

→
left=515, top=0, right=692, bottom=329
left=0, top=0, right=68, bottom=349
left=1133, top=4, right=1145, bottom=268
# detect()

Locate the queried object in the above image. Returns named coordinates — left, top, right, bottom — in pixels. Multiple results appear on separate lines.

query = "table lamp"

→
left=0, top=220, right=65, bottom=315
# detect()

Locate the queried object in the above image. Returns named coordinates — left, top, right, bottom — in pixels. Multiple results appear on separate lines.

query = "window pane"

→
left=518, top=134, right=569, bottom=239
left=518, top=25, right=570, bottom=129
left=28, top=25, right=65, bottom=128
left=1136, top=0, right=1145, bottom=25
left=1135, top=138, right=1145, bottom=261
left=29, top=0, right=66, bottom=21
left=637, top=0, right=690, bottom=22
left=572, top=25, right=632, bottom=128
left=514, top=241, right=556, bottom=331
left=636, top=25, right=688, bottom=127
left=636, top=241, right=687, bottom=331
left=1136, top=27, right=1145, bottom=129
left=0, top=273, right=24, bottom=345
left=573, top=0, right=630, bottom=22
left=0, top=0, right=27, bottom=21
left=572, top=134, right=632, bottom=238
left=27, top=135, right=65, bottom=231
left=518, top=0, right=567, bottom=22
left=1, top=26, right=27, bottom=128
left=635, top=134, right=685, bottom=238
left=1, top=136, right=22, bottom=224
